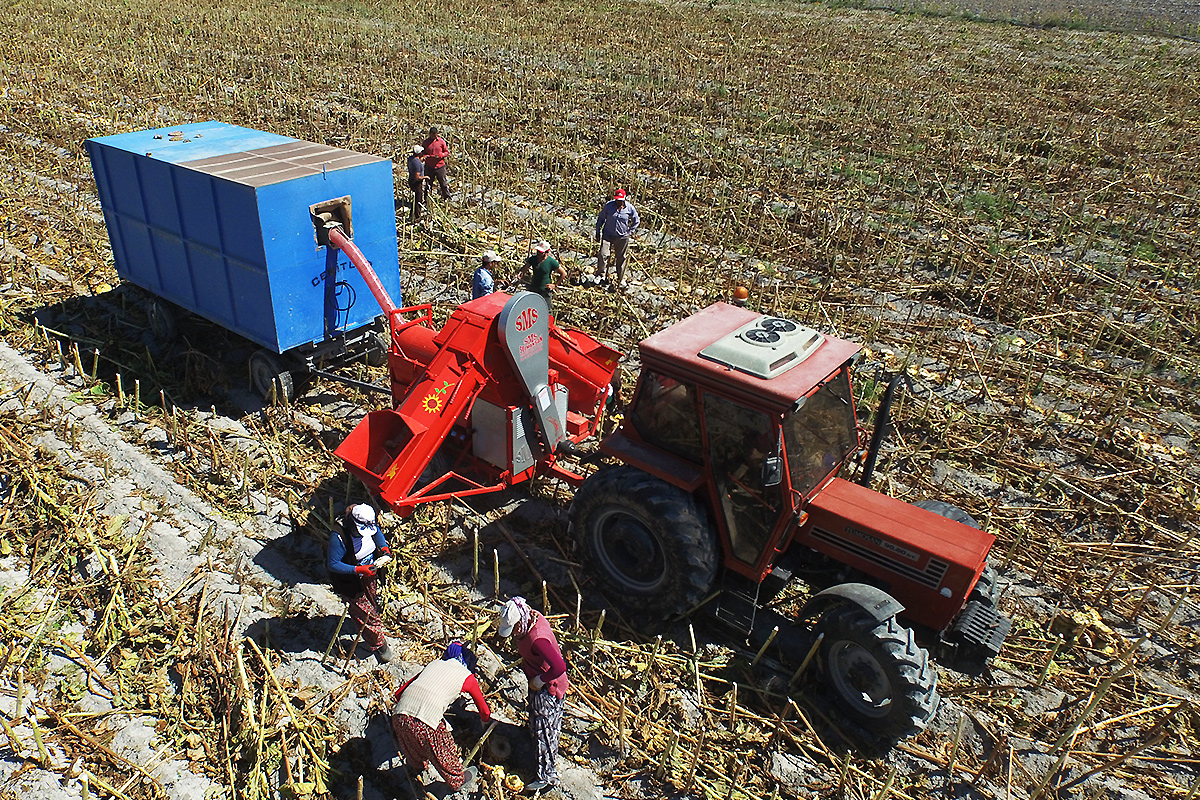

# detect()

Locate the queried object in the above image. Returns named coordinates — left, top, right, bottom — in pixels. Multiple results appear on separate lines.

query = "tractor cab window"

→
left=782, top=369, right=858, bottom=496
left=703, top=394, right=784, bottom=565
left=630, top=371, right=703, bottom=463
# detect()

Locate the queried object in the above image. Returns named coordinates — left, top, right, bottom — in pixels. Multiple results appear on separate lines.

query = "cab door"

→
left=702, top=393, right=788, bottom=567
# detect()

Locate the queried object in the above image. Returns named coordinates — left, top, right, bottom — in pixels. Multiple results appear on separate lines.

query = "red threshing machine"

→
left=329, top=225, right=620, bottom=512
left=327, top=222, right=1010, bottom=742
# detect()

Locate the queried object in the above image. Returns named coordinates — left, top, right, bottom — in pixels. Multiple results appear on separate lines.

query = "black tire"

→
left=914, top=500, right=999, bottom=605
left=249, top=349, right=294, bottom=403
left=569, top=466, right=717, bottom=626
left=913, top=499, right=981, bottom=529
left=817, top=604, right=939, bottom=741
left=365, top=329, right=390, bottom=368
left=968, top=564, right=1000, bottom=606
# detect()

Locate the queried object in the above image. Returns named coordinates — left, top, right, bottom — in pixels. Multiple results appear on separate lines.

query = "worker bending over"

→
left=391, top=642, right=490, bottom=792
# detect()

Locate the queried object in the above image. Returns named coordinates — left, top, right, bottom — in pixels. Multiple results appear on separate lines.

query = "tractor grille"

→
left=810, top=526, right=949, bottom=589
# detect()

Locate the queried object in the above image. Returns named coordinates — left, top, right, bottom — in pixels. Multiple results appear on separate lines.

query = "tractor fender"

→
left=799, top=583, right=905, bottom=624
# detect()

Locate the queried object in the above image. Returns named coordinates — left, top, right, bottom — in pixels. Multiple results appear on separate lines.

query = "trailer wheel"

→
left=817, top=604, right=939, bottom=741
left=249, top=350, right=294, bottom=403
left=365, top=330, right=390, bottom=368
left=569, top=466, right=717, bottom=627
left=145, top=298, right=177, bottom=349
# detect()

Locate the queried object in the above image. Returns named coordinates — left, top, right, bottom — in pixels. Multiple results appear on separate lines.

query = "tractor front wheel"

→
left=817, top=604, right=939, bottom=741
left=569, top=466, right=717, bottom=628
left=913, top=499, right=980, bottom=529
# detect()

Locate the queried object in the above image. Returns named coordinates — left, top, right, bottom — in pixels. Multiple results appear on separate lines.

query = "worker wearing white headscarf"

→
left=498, top=596, right=568, bottom=791
left=327, top=503, right=392, bottom=662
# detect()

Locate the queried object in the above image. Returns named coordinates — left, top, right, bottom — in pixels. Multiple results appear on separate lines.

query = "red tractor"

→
left=329, top=226, right=1010, bottom=740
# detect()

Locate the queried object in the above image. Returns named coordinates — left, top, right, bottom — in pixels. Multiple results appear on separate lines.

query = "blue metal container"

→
left=85, top=121, right=402, bottom=355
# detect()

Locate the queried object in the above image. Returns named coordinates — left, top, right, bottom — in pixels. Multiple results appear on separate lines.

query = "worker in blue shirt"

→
left=593, top=189, right=640, bottom=288
left=327, top=503, right=393, bottom=662
left=472, top=250, right=501, bottom=300
left=407, top=145, right=426, bottom=222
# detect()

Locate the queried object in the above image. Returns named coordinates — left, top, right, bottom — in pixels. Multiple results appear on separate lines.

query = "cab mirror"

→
left=762, top=455, right=783, bottom=487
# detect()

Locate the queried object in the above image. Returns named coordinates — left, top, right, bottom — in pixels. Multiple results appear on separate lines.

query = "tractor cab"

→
left=601, top=303, right=862, bottom=580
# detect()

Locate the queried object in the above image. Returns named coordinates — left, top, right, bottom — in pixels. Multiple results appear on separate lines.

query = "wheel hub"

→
left=594, top=509, right=667, bottom=592
left=828, top=641, right=894, bottom=718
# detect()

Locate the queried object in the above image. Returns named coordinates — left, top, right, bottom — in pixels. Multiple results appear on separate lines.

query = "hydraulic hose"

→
left=327, top=224, right=398, bottom=318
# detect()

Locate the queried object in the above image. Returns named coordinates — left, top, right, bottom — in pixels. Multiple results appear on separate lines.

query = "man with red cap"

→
left=594, top=189, right=640, bottom=288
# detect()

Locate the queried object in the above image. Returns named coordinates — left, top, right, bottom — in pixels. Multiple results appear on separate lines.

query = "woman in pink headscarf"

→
left=498, top=596, right=568, bottom=792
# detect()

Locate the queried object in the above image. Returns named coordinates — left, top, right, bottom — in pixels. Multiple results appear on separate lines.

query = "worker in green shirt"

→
left=523, top=240, right=567, bottom=311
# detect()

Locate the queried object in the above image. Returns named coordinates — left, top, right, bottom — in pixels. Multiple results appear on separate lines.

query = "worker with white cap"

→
left=406, top=144, right=426, bottom=222
left=497, top=596, right=568, bottom=792
left=522, top=241, right=567, bottom=311
left=472, top=250, right=502, bottom=300
left=327, top=503, right=393, bottom=662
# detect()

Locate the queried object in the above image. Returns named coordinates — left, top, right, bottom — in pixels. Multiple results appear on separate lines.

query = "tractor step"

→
left=711, top=572, right=763, bottom=636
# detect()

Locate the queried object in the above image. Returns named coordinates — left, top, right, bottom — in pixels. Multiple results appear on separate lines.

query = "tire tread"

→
left=569, top=466, right=717, bottom=628
left=818, top=605, right=939, bottom=740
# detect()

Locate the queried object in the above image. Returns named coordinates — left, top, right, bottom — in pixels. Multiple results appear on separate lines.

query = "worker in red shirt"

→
left=421, top=126, right=452, bottom=201
left=498, top=596, right=568, bottom=792
left=391, top=642, right=490, bottom=792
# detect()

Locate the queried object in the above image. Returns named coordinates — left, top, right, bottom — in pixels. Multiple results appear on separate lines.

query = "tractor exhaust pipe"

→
left=859, top=373, right=900, bottom=488
left=326, top=224, right=399, bottom=319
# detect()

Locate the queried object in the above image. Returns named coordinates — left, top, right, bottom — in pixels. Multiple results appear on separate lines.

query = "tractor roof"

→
left=638, top=303, right=861, bottom=412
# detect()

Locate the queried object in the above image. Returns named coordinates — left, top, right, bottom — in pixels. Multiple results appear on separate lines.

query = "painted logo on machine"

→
left=519, top=332, right=544, bottom=360
left=312, top=255, right=353, bottom=287
left=841, top=525, right=921, bottom=562
left=514, top=306, right=538, bottom=332
left=810, top=524, right=949, bottom=590
left=515, top=304, right=543, bottom=360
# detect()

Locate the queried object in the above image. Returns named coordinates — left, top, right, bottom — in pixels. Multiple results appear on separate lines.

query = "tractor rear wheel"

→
left=817, top=604, right=939, bottom=741
left=569, top=466, right=717, bottom=627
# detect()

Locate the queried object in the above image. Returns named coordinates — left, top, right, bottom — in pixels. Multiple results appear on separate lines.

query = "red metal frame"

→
left=335, top=290, right=619, bottom=515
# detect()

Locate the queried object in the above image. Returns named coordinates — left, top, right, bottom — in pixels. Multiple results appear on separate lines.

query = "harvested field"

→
left=0, top=0, right=1198, bottom=799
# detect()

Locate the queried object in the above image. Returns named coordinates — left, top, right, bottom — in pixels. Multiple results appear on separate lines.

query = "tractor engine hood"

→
left=801, top=478, right=995, bottom=632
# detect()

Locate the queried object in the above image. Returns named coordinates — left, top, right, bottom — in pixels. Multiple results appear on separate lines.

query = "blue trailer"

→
left=85, top=121, right=403, bottom=399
